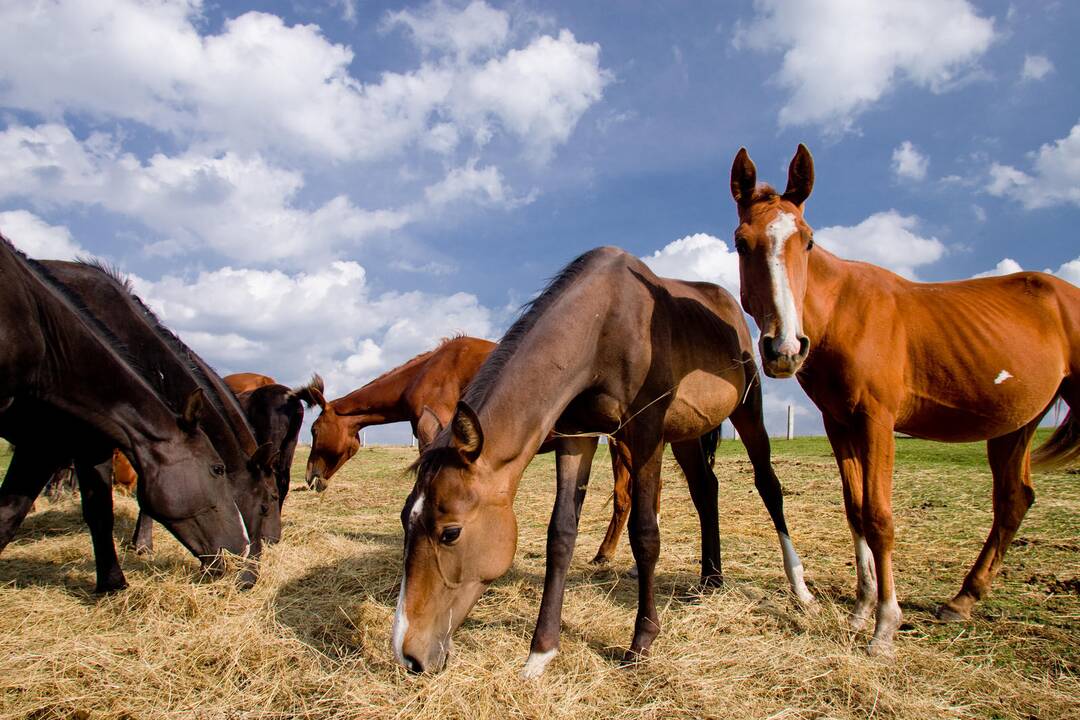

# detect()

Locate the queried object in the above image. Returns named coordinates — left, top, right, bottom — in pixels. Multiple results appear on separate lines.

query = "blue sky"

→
left=1, top=0, right=1077, bottom=442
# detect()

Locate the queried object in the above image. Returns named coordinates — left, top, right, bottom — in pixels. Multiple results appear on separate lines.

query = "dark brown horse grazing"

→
left=235, top=377, right=323, bottom=507
left=306, top=337, right=638, bottom=565
left=729, top=144, right=1080, bottom=655
left=0, top=237, right=250, bottom=586
left=393, top=247, right=813, bottom=676
left=39, top=261, right=281, bottom=588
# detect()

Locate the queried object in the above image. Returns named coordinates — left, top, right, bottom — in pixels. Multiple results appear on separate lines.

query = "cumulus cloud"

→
left=972, top=257, right=1023, bottom=278
left=972, top=257, right=1080, bottom=286
left=0, top=124, right=408, bottom=264
left=892, top=141, right=929, bottom=181
left=815, top=211, right=946, bottom=279
left=129, top=261, right=496, bottom=398
left=1021, top=54, right=1054, bottom=82
left=641, top=233, right=740, bottom=296
left=986, top=121, right=1080, bottom=209
left=735, top=0, right=995, bottom=132
left=423, top=160, right=536, bottom=209
left=0, top=0, right=608, bottom=165
left=0, top=210, right=87, bottom=260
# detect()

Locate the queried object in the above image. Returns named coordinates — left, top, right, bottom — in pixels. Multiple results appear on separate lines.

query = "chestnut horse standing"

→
left=729, top=145, right=1080, bottom=655
left=393, top=247, right=813, bottom=676
left=306, top=337, right=640, bottom=565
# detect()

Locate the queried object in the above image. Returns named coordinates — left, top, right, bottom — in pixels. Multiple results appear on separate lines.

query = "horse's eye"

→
left=439, top=526, right=462, bottom=545
left=260, top=503, right=270, bottom=516
left=734, top=237, right=749, bottom=256
left=212, top=464, right=226, bottom=477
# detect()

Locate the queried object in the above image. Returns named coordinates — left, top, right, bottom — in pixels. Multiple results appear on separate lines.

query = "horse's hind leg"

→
left=0, top=449, right=61, bottom=551
left=939, top=418, right=1040, bottom=621
left=75, top=459, right=127, bottom=593
left=592, top=439, right=631, bottom=565
left=671, top=439, right=722, bottom=587
left=131, top=511, right=154, bottom=555
left=623, top=435, right=665, bottom=662
left=523, top=435, right=598, bottom=679
left=730, top=396, right=814, bottom=605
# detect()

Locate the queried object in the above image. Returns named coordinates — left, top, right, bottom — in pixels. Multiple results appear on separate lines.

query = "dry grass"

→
left=0, top=437, right=1076, bottom=719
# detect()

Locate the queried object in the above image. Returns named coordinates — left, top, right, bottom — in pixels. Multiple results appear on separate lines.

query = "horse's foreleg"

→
left=75, top=459, right=127, bottom=593
left=823, top=416, right=876, bottom=631
left=131, top=510, right=154, bottom=555
left=0, top=449, right=61, bottom=551
left=671, top=439, right=722, bottom=587
left=858, top=415, right=901, bottom=656
left=522, top=435, right=598, bottom=679
left=624, top=438, right=664, bottom=663
left=592, top=439, right=630, bottom=564
left=731, top=399, right=814, bottom=605
left=940, top=420, right=1041, bottom=621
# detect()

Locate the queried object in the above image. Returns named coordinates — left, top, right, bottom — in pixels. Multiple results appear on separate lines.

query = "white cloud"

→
left=972, top=257, right=1022, bottom=278
left=815, top=211, right=946, bottom=279
left=387, top=0, right=510, bottom=60
left=735, top=0, right=995, bottom=132
left=1057, top=259, right=1080, bottom=287
left=0, top=210, right=87, bottom=260
left=892, top=141, right=929, bottom=181
left=986, top=121, right=1080, bottom=209
left=0, top=124, right=408, bottom=264
left=0, top=0, right=608, bottom=165
left=130, top=261, right=495, bottom=398
left=1021, top=54, right=1054, bottom=82
left=641, top=233, right=740, bottom=296
left=423, top=160, right=535, bottom=209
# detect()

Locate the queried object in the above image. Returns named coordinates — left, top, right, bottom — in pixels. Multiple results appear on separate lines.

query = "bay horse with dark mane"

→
left=729, top=144, right=1080, bottom=655
left=306, top=336, right=644, bottom=566
left=393, top=247, right=814, bottom=676
left=0, top=237, right=251, bottom=587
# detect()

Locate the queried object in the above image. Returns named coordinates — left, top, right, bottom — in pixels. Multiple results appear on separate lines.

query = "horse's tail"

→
left=292, top=374, right=325, bottom=408
left=701, top=425, right=721, bottom=468
left=1031, top=403, right=1080, bottom=471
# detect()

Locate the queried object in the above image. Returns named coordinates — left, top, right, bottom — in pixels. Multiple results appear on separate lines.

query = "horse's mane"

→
left=74, top=259, right=245, bottom=425
left=347, top=335, right=466, bottom=396
left=752, top=183, right=780, bottom=203
left=0, top=237, right=141, bottom=373
left=461, top=248, right=601, bottom=409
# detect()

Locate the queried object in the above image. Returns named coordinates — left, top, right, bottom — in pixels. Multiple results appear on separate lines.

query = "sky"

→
left=1, top=0, right=1077, bottom=443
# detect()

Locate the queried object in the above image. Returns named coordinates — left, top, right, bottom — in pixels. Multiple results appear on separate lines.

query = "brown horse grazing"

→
left=393, top=247, right=814, bottom=676
left=729, top=145, right=1080, bottom=655
left=307, top=337, right=639, bottom=565
left=0, top=237, right=250, bottom=583
left=225, top=373, right=277, bottom=395
left=112, top=450, right=137, bottom=495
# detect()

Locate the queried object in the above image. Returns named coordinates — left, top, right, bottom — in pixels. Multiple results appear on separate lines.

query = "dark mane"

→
left=0, top=236, right=140, bottom=373
left=462, top=248, right=602, bottom=409
left=78, top=257, right=134, bottom=293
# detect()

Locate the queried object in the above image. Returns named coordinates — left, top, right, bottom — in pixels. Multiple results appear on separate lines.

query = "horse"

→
left=112, top=450, right=137, bottom=495
left=224, top=373, right=277, bottom=395
left=393, top=247, right=814, bottom=676
left=306, top=337, right=641, bottom=566
left=234, top=377, right=323, bottom=507
left=728, top=144, right=1080, bottom=655
left=0, top=236, right=250, bottom=590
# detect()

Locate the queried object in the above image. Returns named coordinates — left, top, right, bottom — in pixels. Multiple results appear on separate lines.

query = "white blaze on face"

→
left=392, top=493, right=425, bottom=666
left=765, top=211, right=802, bottom=355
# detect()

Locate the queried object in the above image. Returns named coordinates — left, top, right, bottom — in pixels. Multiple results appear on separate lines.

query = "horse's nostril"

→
left=403, top=653, right=424, bottom=673
left=798, top=336, right=810, bottom=356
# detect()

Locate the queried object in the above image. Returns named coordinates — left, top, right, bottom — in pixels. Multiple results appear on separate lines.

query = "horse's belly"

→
left=663, top=370, right=740, bottom=441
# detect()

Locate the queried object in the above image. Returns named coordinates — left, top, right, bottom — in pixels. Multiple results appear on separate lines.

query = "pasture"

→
left=0, top=436, right=1076, bottom=719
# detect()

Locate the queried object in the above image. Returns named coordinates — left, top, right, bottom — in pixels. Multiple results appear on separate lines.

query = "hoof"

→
left=94, top=579, right=128, bottom=594
left=848, top=611, right=871, bottom=632
left=520, top=648, right=557, bottom=679
left=620, top=647, right=649, bottom=667
left=700, top=574, right=724, bottom=590
left=935, top=603, right=970, bottom=623
left=133, top=544, right=152, bottom=556
left=867, top=637, right=895, bottom=658
left=589, top=554, right=611, bottom=566
left=626, top=564, right=639, bottom=579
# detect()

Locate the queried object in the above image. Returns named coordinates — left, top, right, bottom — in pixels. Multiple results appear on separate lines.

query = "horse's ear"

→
left=730, top=147, right=758, bottom=208
left=179, top=388, right=205, bottom=434
left=249, top=442, right=278, bottom=474
left=782, top=143, right=814, bottom=207
left=450, top=401, right=483, bottom=462
left=416, top=406, right=444, bottom=450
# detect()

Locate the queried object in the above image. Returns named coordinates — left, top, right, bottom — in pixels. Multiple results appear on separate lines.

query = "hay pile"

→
left=0, top=440, right=1076, bottom=719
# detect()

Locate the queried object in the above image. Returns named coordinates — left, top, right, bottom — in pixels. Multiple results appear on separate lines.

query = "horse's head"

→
left=730, top=144, right=816, bottom=378
left=304, top=385, right=356, bottom=491
left=392, top=402, right=517, bottom=673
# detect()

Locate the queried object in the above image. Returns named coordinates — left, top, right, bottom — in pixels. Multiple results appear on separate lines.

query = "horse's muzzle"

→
left=761, top=334, right=810, bottom=377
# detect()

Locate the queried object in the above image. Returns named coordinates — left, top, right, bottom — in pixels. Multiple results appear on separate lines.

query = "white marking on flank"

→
left=778, top=532, right=814, bottom=605
left=520, top=648, right=558, bottom=679
left=391, top=574, right=410, bottom=667
left=765, top=211, right=801, bottom=354
left=994, top=369, right=1013, bottom=385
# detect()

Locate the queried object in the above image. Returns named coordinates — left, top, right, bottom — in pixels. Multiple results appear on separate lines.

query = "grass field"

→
left=0, top=435, right=1076, bottom=719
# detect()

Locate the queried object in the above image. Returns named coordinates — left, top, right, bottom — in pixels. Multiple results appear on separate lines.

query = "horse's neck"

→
left=801, top=247, right=855, bottom=348
left=191, top=355, right=259, bottom=456
left=331, top=365, right=420, bottom=425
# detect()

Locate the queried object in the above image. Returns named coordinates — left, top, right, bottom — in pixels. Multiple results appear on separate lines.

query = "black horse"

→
left=0, top=236, right=250, bottom=589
